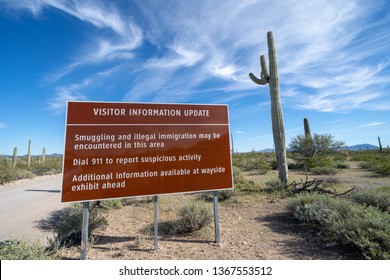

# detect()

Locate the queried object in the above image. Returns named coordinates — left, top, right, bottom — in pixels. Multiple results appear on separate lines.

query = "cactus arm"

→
left=260, top=55, right=269, bottom=80
left=249, top=72, right=267, bottom=85
left=249, top=55, right=269, bottom=85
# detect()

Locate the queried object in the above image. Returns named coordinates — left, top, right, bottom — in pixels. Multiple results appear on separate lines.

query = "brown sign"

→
left=61, top=101, right=233, bottom=203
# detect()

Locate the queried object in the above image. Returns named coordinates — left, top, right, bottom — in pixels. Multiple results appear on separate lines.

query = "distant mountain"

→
left=259, top=144, right=379, bottom=152
left=259, top=148, right=275, bottom=153
left=346, top=144, right=378, bottom=151
left=46, top=153, right=63, bottom=157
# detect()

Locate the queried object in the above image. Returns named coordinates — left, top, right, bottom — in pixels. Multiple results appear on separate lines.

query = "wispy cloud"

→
left=359, top=122, right=386, bottom=127
left=4, top=0, right=390, bottom=114
left=127, top=0, right=390, bottom=111
left=47, top=80, right=91, bottom=113
left=145, top=45, right=204, bottom=69
left=0, top=122, right=6, bottom=129
left=5, top=0, right=143, bottom=85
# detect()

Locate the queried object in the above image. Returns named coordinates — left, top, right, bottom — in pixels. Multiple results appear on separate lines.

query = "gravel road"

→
left=0, top=174, right=68, bottom=245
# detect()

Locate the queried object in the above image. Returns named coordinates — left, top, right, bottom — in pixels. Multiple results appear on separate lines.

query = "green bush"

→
left=176, top=200, right=213, bottom=233
left=0, top=239, right=58, bottom=260
left=0, top=158, right=19, bottom=184
left=352, top=151, right=390, bottom=176
left=31, top=157, right=62, bottom=175
left=289, top=194, right=390, bottom=259
left=51, top=204, right=108, bottom=246
left=232, top=153, right=272, bottom=173
left=366, top=160, right=390, bottom=176
left=202, top=190, right=234, bottom=202
left=334, top=161, right=350, bottom=169
left=0, top=156, right=62, bottom=185
left=352, top=186, right=390, bottom=213
left=310, top=166, right=337, bottom=175
left=98, top=199, right=124, bottom=210
left=262, top=179, right=291, bottom=198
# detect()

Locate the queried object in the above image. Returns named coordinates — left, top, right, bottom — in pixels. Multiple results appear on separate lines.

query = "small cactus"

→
left=378, top=136, right=383, bottom=153
left=42, top=147, right=46, bottom=163
left=27, top=139, right=31, bottom=169
left=12, top=147, right=17, bottom=168
left=303, top=118, right=314, bottom=157
left=304, top=118, right=311, bottom=139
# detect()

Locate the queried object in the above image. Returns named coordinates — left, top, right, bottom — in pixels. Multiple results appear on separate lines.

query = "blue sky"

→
left=0, top=0, right=390, bottom=155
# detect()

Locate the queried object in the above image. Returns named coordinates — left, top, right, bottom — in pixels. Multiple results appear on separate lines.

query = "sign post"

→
left=213, top=191, right=220, bottom=244
left=80, top=202, right=90, bottom=260
left=154, top=196, right=158, bottom=252
left=62, top=101, right=233, bottom=254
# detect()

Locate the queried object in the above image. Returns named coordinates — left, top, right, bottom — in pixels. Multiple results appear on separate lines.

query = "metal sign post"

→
left=154, top=196, right=158, bottom=252
left=80, top=202, right=90, bottom=260
left=213, top=191, right=220, bottom=244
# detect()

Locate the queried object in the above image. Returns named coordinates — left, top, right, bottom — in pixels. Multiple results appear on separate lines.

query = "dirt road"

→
left=0, top=174, right=68, bottom=245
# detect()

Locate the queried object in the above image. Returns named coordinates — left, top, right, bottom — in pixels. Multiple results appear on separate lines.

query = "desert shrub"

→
left=306, top=156, right=334, bottom=168
left=351, top=186, right=390, bottom=213
left=265, top=179, right=287, bottom=190
left=288, top=193, right=336, bottom=225
left=288, top=162, right=305, bottom=170
left=31, top=157, right=62, bottom=175
left=0, top=158, right=19, bottom=184
left=358, top=161, right=369, bottom=169
left=263, top=179, right=291, bottom=198
left=51, top=204, right=108, bottom=246
left=319, top=176, right=341, bottom=186
left=366, top=160, right=390, bottom=176
left=352, top=151, right=390, bottom=176
left=334, top=161, right=350, bottom=169
left=218, top=190, right=234, bottom=201
left=202, top=190, right=234, bottom=202
left=310, top=166, right=337, bottom=175
left=97, top=199, right=124, bottom=210
left=0, top=239, right=58, bottom=260
left=176, top=200, right=213, bottom=233
left=289, top=194, right=390, bottom=259
left=233, top=167, right=245, bottom=189
left=232, top=153, right=272, bottom=173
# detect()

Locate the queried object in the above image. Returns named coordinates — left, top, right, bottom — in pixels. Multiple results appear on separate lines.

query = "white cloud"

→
left=146, top=45, right=204, bottom=69
left=0, top=122, right=6, bottom=129
left=359, top=122, right=385, bottom=127
left=47, top=79, right=91, bottom=113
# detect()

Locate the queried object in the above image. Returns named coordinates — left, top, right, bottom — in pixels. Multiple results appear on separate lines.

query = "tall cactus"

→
left=304, top=118, right=311, bottom=138
left=27, top=139, right=31, bottom=169
left=249, top=31, right=288, bottom=183
left=42, top=147, right=46, bottom=163
left=303, top=118, right=314, bottom=157
left=378, top=136, right=383, bottom=153
left=12, top=147, right=17, bottom=168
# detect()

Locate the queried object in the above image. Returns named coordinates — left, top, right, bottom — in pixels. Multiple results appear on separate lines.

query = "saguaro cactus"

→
left=249, top=31, right=288, bottom=183
left=12, top=147, right=17, bottom=168
left=378, top=136, right=383, bottom=153
left=42, top=147, right=46, bottom=163
left=304, top=118, right=314, bottom=157
left=27, top=139, right=31, bottom=169
left=304, top=118, right=311, bottom=138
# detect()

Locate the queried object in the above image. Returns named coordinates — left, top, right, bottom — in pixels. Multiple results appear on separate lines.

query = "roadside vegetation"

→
left=0, top=156, right=62, bottom=185
left=1, top=147, right=389, bottom=259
